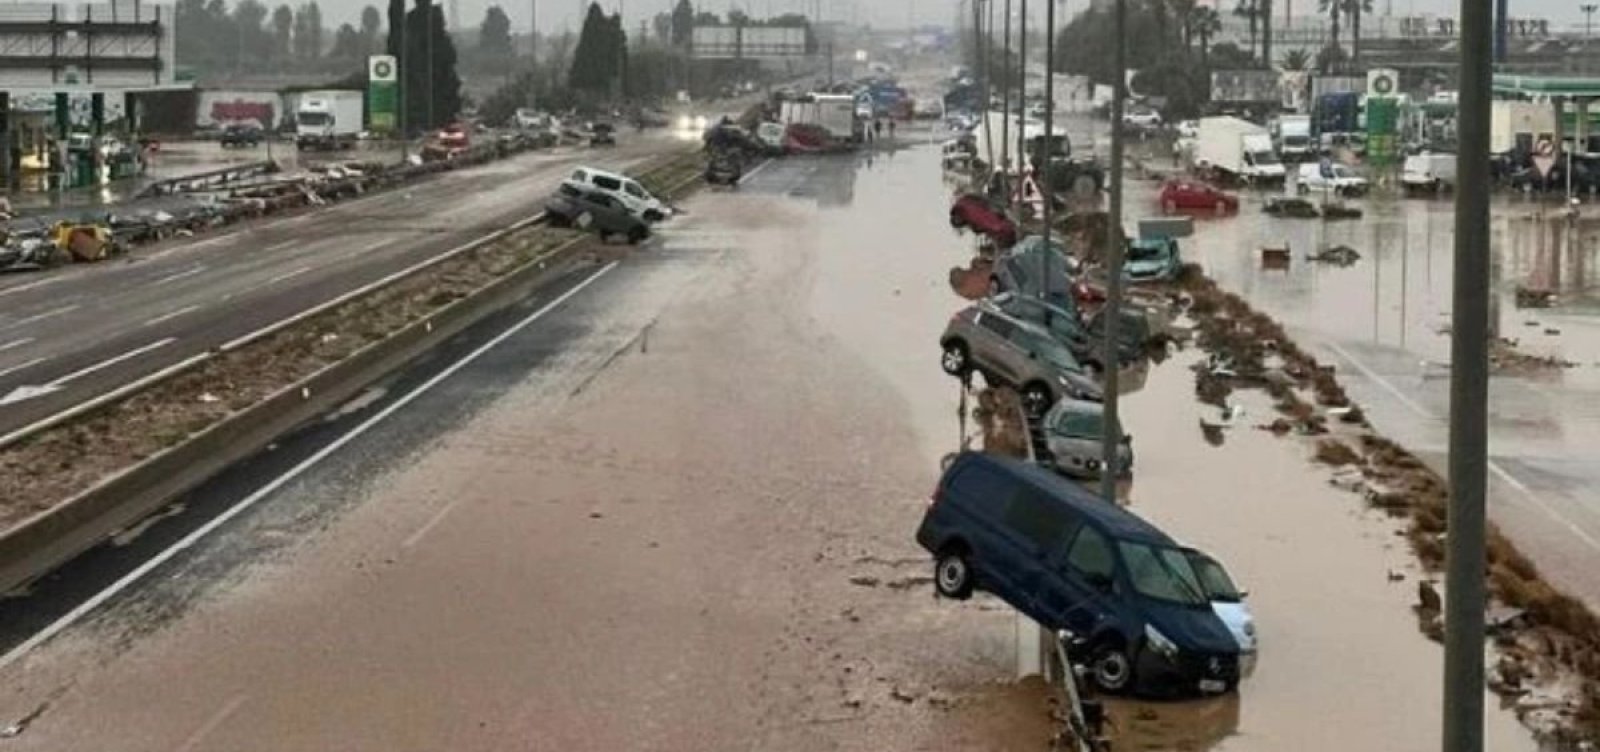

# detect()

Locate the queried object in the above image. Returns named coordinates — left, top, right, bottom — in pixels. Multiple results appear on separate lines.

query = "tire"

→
left=988, top=276, right=1002, bottom=297
left=643, top=209, right=665, bottom=223
left=1021, top=381, right=1054, bottom=418
left=628, top=225, right=649, bottom=245
left=935, top=549, right=975, bottom=599
left=575, top=212, right=595, bottom=230
left=941, top=341, right=970, bottom=376
left=950, top=212, right=966, bottom=230
left=1089, top=641, right=1135, bottom=694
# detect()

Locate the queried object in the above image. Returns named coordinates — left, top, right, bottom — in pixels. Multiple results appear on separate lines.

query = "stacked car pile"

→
left=923, top=194, right=1259, bottom=701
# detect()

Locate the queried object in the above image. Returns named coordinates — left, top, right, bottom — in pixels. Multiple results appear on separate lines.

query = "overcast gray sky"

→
left=310, top=0, right=1584, bottom=38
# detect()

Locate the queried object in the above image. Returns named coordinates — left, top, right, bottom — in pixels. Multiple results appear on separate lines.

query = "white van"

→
left=1295, top=161, right=1368, bottom=197
left=1402, top=153, right=1457, bottom=195
left=564, top=167, right=671, bottom=222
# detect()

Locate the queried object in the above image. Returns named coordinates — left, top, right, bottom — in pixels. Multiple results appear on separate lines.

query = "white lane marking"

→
left=1324, top=341, right=1434, bottom=419
left=151, top=266, right=206, bottom=286
left=143, top=305, right=201, bottom=327
left=172, top=693, right=249, bottom=752
left=0, top=262, right=618, bottom=672
left=53, top=338, right=176, bottom=386
left=740, top=158, right=777, bottom=182
left=262, top=240, right=297, bottom=253
left=1326, top=341, right=1600, bottom=553
left=0, top=277, right=63, bottom=299
left=402, top=497, right=466, bottom=548
left=264, top=266, right=312, bottom=286
left=6, top=304, right=81, bottom=329
left=0, top=357, right=47, bottom=381
left=0, top=338, right=34, bottom=354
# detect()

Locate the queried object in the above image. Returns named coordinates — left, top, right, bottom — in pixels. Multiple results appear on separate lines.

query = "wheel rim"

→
left=1024, top=386, right=1050, bottom=413
left=1095, top=650, right=1131, bottom=689
left=942, top=347, right=966, bottom=373
left=576, top=213, right=594, bottom=229
left=938, top=557, right=967, bottom=593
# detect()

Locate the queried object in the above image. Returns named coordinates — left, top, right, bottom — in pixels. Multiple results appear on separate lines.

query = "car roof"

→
left=958, top=452, right=1174, bottom=545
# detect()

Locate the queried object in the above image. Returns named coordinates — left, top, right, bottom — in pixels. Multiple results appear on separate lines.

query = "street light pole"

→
left=1016, top=0, right=1027, bottom=216
left=1001, top=0, right=1011, bottom=180
left=1442, top=0, right=1491, bottom=744
left=1584, top=4, right=1597, bottom=38
left=1100, top=0, right=1126, bottom=503
left=1039, top=0, right=1055, bottom=300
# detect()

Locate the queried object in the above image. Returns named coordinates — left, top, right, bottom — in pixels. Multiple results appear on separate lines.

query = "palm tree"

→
left=1279, top=47, right=1311, bottom=71
left=1193, top=7, right=1222, bottom=64
left=1340, top=0, right=1373, bottom=66
left=1234, top=0, right=1261, bottom=62
left=1260, top=0, right=1273, bottom=69
left=1169, top=0, right=1198, bottom=50
left=1317, top=0, right=1341, bottom=59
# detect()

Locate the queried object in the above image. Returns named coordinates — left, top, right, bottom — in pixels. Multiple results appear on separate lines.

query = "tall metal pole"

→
left=1016, top=0, right=1027, bottom=215
left=1038, top=0, right=1055, bottom=297
left=427, top=3, right=437, bottom=129
left=1442, top=0, right=1491, bottom=743
left=399, top=6, right=409, bottom=156
left=1099, top=0, right=1126, bottom=502
left=1001, top=0, right=1011, bottom=179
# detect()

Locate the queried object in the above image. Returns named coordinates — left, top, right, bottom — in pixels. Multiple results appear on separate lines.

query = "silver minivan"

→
left=1041, top=398, right=1132, bottom=478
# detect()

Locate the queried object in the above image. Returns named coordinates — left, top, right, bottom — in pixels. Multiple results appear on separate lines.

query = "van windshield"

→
left=1053, top=406, right=1114, bottom=439
left=1187, top=552, right=1243, bottom=603
left=1119, top=542, right=1209, bottom=606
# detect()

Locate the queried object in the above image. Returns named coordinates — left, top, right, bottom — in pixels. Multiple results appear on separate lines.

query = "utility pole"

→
left=1001, top=0, right=1011, bottom=178
left=399, top=7, right=409, bottom=154
left=1442, top=0, right=1491, bottom=744
left=1039, top=0, right=1055, bottom=300
left=427, top=3, right=436, bottom=130
left=1016, top=0, right=1027, bottom=216
left=1585, top=4, right=1597, bottom=38
left=530, top=0, right=537, bottom=62
left=1100, top=0, right=1126, bottom=503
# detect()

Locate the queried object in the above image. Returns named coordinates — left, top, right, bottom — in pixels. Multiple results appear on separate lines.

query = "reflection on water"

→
left=1103, top=693, right=1241, bottom=750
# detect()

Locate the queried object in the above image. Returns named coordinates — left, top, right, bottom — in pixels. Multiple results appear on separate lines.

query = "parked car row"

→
left=926, top=190, right=1257, bottom=700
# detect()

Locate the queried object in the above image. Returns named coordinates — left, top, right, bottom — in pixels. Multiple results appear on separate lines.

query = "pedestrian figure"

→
left=888, top=119, right=897, bottom=139
left=873, top=119, right=884, bottom=140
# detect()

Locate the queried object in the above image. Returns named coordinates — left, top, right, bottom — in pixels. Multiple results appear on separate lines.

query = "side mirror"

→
left=1239, top=589, right=1251, bottom=600
left=1122, top=433, right=1133, bottom=446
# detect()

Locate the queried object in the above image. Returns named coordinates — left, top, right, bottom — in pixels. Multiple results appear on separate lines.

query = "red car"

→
left=1159, top=180, right=1239, bottom=214
left=949, top=193, right=1019, bottom=249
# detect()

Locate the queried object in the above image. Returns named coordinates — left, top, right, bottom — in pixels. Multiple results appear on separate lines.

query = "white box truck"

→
left=1195, top=116, right=1286, bottom=185
left=296, top=90, right=364, bottom=151
left=1402, top=153, right=1457, bottom=194
left=1274, top=114, right=1314, bottom=160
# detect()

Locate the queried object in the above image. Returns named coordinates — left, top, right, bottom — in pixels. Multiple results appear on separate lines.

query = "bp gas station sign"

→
left=368, top=55, right=398, bottom=133
left=1366, top=68, right=1400, bottom=168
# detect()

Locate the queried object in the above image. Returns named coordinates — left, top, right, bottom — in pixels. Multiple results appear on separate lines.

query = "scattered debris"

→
left=848, top=575, right=881, bottom=588
left=1306, top=244, right=1361, bottom=266
left=1516, top=286, right=1558, bottom=309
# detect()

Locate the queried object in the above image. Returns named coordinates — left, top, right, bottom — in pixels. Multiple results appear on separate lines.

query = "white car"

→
left=565, top=167, right=671, bottom=222
left=1123, top=108, right=1163, bottom=128
left=1185, top=548, right=1258, bottom=678
left=1175, top=119, right=1199, bottom=139
left=1296, top=161, right=1369, bottom=197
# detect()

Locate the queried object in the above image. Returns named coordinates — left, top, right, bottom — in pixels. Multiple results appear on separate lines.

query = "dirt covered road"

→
left=0, top=149, right=1054, bottom=750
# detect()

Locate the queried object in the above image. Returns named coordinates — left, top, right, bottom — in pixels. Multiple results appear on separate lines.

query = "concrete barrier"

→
left=0, top=159, right=707, bottom=596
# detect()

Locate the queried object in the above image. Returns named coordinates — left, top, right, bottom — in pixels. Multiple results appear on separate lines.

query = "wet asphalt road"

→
left=0, top=134, right=692, bottom=440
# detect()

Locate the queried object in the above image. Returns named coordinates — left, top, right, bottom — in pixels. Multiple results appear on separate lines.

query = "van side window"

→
left=1002, top=489, right=1077, bottom=552
left=978, top=313, right=1016, bottom=338
left=571, top=169, right=588, bottom=182
left=1065, top=526, right=1115, bottom=580
left=594, top=175, right=623, bottom=191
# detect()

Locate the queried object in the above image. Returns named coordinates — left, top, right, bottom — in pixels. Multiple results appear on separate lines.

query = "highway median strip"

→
left=0, top=150, right=707, bottom=598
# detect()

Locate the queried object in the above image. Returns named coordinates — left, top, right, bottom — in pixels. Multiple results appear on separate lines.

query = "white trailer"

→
left=1194, top=116, right=1285, bottom=184
left=779, top=94, right=860, bottom=143
left=1274, top=114, right=1314, bottom=160
left=295, top=90, right=363, bottom=151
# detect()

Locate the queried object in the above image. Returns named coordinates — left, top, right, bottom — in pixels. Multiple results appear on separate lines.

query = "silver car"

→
left=989, top=235, right=1077, bottom=299
left=940, top=303, right=1104, bottom=416
left=1041, top=398, right=1133, bottom=478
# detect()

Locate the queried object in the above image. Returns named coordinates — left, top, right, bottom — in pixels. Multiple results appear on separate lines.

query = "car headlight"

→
left=677, top=115, right=692, bottom=130
left=1145, top=624, right=1179, bottom=659
left=1243, top=621, right=1257, bottom=638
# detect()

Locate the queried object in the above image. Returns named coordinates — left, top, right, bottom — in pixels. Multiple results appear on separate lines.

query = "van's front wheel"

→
left=1090, top=642, right=1135, bottom=694
left=934, top=551, right=974, bottom=600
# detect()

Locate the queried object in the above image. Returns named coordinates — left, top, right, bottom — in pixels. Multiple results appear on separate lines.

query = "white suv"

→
left=565, top=167, right=672, bottom=222
left=1296, top=161, right=1368, bottom=197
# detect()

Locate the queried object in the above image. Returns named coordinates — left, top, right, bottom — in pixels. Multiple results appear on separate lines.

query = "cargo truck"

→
left=295, top=90, right=364, bottom=151
left=1274, top=114, right=1314, bottom=161
left=1194, top=116, right=1286, bottom=185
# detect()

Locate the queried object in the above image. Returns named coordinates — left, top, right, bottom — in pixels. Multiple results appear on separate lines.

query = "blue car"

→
left=916, top=452, right=1243, bottom=696
left=1124, top=237, right=1181, bottom=282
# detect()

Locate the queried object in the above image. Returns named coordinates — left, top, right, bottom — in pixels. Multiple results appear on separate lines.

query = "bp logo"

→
left=1368, top=68, right=1398, bottom=97
left=1373, top=75, right=1394, bottom=94
left=368, top=55, right=397, bottom=82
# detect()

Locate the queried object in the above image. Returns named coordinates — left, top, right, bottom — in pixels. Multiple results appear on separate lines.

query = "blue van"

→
left=916, top=452, right=1243, bottom=696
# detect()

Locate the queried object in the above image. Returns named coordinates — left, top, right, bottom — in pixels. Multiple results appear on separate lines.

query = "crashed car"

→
left=705, top=150, right=743, bottom=186
left=543, top=183, right=650, bottom=244
left=949, top=193, right=1018, bottom=249
left=990, top=234, right=1077, bottom=298
left=1262, top=196, right=1320, bottom=218
left=991, top=291, right=1142, bottom=368
left=1124, top=237, right=1181, bottom=283
left=918, top=452, right=1246, bottom=696
left=939, top=302, right=1104, bottom=415
left=589, top=121, right=617, bottom=147
left=1185, top=547, right=1258, bottom=679
left=1040, top=398, right=1133, bottom=479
